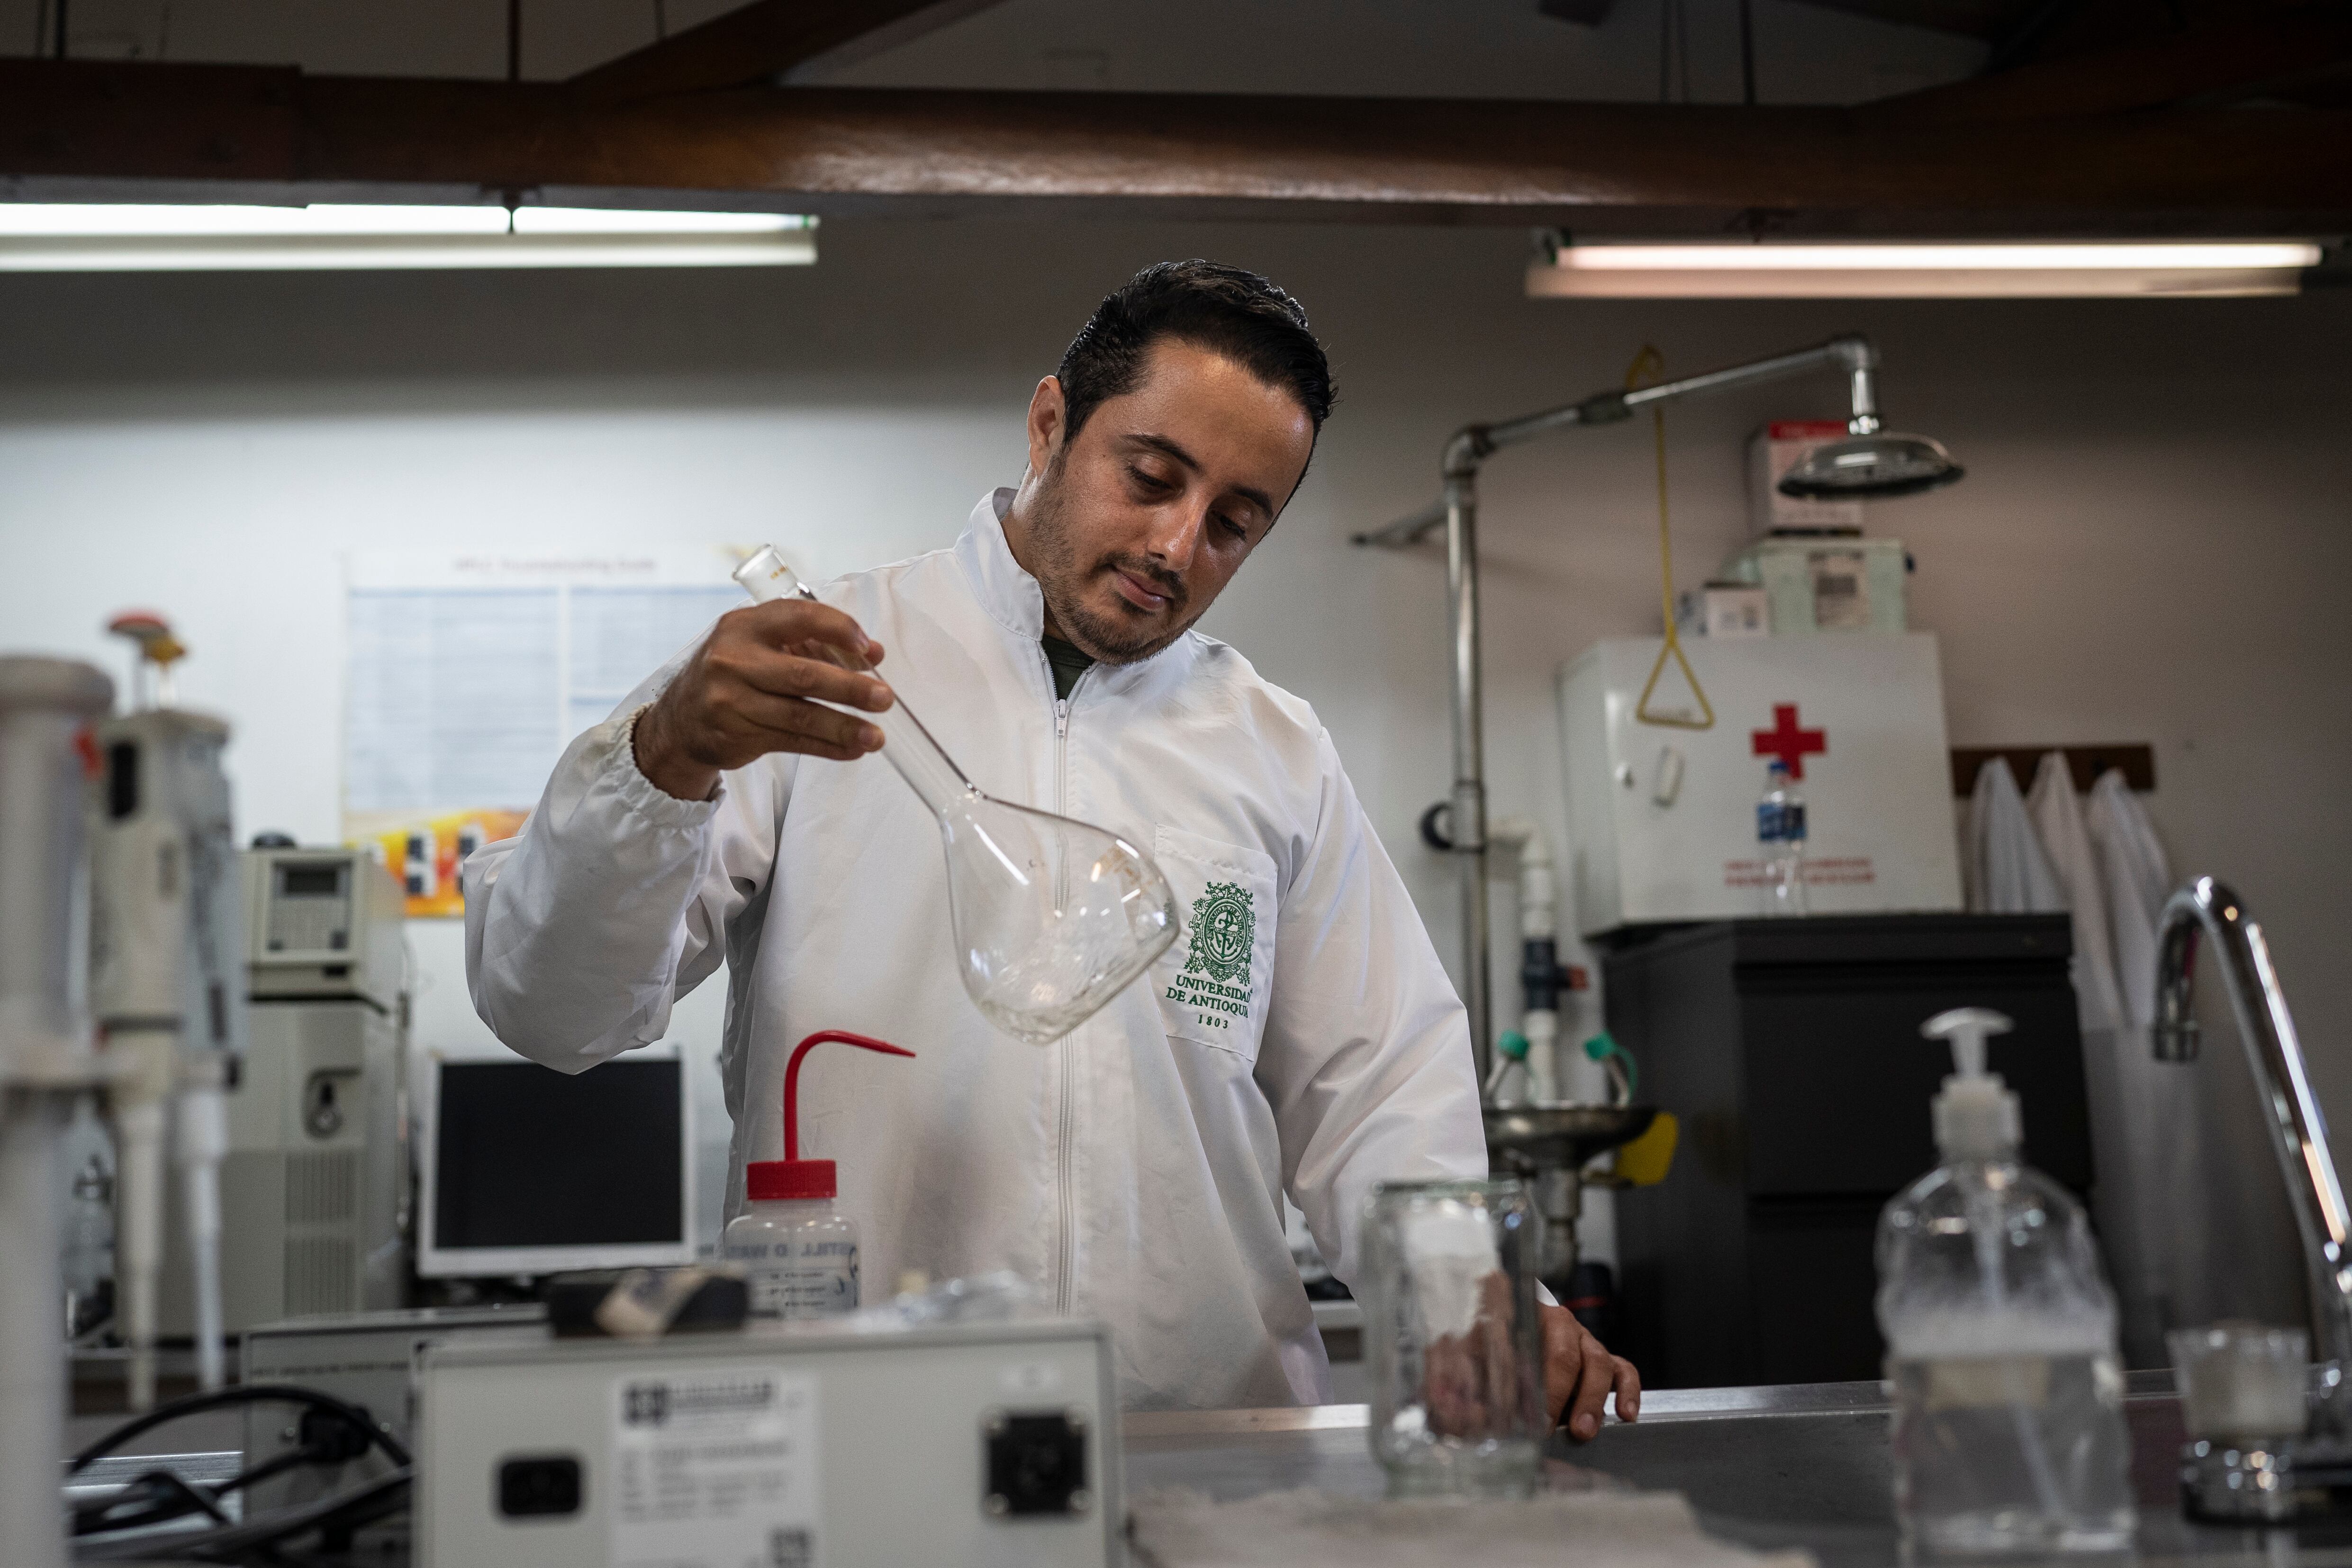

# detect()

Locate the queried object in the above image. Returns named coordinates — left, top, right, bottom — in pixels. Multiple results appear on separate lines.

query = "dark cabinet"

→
left=1600, top=914, right=2090, bottom=1389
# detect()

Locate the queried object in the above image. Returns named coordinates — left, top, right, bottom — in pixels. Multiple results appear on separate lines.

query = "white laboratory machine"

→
left=1559, top=633, right=1963, bottom=933
left=158, top=847, right=409, bottom=1334
left=417, top=1315, right=1120, bottom=1568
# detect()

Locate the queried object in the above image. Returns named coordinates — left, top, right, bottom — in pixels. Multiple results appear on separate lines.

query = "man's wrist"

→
left=631, top=700, right=720, bottom=802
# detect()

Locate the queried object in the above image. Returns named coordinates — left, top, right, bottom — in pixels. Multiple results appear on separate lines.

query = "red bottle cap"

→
left=743, top=1030, right=914, bottom=1205
left=747, top=1157, right=838, bottom=1202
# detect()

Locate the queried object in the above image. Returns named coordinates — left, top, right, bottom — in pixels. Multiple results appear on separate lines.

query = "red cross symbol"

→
left=1752, top=703, right=1827, bottom=780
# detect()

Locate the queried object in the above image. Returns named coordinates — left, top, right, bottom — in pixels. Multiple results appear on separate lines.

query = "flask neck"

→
left=728, top=546, right=974, bottom=814
left=870, top=699, right=977, bottom=817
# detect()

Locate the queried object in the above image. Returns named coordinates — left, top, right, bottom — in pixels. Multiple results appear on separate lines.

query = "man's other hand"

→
left=1542, top=1303, right=1639, bottom=1441
left=633, top=600, right=894, bottom=801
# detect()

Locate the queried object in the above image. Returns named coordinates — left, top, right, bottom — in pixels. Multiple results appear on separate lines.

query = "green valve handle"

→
left=1583, top=1032, right=1638, bottom=1096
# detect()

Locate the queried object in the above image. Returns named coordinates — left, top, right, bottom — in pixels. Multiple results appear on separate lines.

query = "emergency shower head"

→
left=1778, top=432, right=1964, bottom=499
left=1777, top=337, right=1965, bottom=500
left=1778, top=341, right=1966, bottom=500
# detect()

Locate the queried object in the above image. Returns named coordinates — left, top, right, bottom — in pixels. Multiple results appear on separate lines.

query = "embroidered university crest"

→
left=1182, top=880, right=1256, bottom=986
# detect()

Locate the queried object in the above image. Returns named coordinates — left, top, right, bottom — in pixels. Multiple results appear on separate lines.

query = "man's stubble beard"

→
left=1026, top=459, right=1194, bottom=665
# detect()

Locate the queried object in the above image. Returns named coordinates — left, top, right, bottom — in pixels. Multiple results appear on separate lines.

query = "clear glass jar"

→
left=1360, top=1178, right=1545, bottom=1497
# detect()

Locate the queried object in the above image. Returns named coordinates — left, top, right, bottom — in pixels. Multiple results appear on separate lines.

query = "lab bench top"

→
left=72, top=1373, right=2352, bottom=1566
left=1126, top=1374, right=2352, bottom=1567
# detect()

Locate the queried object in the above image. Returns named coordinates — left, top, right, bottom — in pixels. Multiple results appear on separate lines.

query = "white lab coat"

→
left=463, top=490, right=1486, bottom=1410
left=2026, top=753, right=2128, bottom=1035
left=2025, top=752, right=2162, bottom=1361
left=1964, top=757, right=2064, bottom=915
left=2084, top=770, right=2200, bottom=1337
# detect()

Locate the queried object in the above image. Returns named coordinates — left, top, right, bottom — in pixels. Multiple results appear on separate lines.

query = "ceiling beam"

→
left=1536, top=0, right=1617, bottom=25
left=570, top=0, right=1004, bottom=104
left=1778, top=0, right=2038, bottom=39
left=1869, top=1, right=2352, bottom=121
left=2, top=61, right=2347, bottom=234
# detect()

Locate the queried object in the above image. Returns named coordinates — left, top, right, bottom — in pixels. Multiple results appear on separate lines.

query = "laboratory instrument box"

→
left=1719, top=536, right=1910, bottom=635
left=1558, top=634, right=1963, bottom=934
left=1674, top=582, right=1770, bottom=640
left=159, top=848, right=408, bottom=1333
left=417, top=1316, right=1120, bottom=1568
left=241, top=1304, right=550, bottom=1515
left=1599, top=915, right=2093, bottom=1388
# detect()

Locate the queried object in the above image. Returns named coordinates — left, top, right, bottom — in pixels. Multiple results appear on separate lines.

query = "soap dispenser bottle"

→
left=722, top=1030, right=914, bottom=1321
left=1877, top=1007, right=2135, bottom=1557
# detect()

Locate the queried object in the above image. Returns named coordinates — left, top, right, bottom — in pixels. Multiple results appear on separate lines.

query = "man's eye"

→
left=1216, top=514, right=1249, bottom=540
left=1129, top=465, right=1173, bottom=492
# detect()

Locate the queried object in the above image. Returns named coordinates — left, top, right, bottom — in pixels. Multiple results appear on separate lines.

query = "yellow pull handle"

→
left=1627, top=345, right=1714, bottom=733
left=1615, top=1111, right=1680, bottom=1187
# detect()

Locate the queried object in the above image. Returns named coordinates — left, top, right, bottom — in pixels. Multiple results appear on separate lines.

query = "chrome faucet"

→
left=2155, top=877, right=2352, bottom=1382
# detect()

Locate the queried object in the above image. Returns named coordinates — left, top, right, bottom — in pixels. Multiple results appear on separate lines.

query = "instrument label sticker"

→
left=611, top=1366, right=819, bottom=1568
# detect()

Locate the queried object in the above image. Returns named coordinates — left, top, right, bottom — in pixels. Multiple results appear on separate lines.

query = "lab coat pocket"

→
left=1150, top=825, right=1278, bottom=1065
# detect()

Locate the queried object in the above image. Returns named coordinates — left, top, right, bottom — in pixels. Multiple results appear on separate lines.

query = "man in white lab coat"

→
left=465, top=261, right=1640, bottom=1432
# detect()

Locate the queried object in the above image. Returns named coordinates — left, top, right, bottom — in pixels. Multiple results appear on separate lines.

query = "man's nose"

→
left=1140, top=499, right=1207, bottom=573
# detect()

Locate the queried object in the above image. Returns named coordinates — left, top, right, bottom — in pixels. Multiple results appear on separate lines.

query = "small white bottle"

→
left=725, top=1164, right=861, bottom=1320
left=721, top=1030, right=914, bottom=1322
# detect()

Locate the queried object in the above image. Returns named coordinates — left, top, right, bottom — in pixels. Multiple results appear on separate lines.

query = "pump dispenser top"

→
left=1921, top=1006, right=2021, bottom=1160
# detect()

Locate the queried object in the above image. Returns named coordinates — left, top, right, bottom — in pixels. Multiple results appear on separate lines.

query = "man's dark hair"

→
left=1055, top=260, right=1335, bottom=449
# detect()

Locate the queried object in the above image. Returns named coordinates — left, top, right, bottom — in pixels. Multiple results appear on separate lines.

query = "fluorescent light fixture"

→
left=1529, top=240, right=2325, bottom=299
left=0, top=204, right=817, bottom=271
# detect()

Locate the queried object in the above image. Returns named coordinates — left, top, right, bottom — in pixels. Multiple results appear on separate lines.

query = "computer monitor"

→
left=417, top=1051, right=695, bottom=1278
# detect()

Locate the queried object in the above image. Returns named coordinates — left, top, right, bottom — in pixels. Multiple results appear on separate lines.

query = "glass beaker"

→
left=1361, top=1178, right=1546, bottom=1497
left=732, top=546, right=1179, bottom=1044
left=2169, top=1323, right=2310, bottom=1444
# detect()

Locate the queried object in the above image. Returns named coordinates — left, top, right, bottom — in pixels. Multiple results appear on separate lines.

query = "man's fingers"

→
left=1612, top=1355, right=1642, bottom=1423
left=1567, top=1347, right=1611, bottom=1441
left=736, top=598, right=883, bottom=666
left=1538, top=1307, right=1573, bottom=1424
left=730, top=649, right=894, bottom=713
left=724, top=688, right=885, bottom=757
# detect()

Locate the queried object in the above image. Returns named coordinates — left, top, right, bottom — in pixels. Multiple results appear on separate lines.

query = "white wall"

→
left=5, top=220, right=2345, bottom=1314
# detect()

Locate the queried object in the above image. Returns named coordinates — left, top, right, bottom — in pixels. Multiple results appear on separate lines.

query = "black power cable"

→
left=68, top=1384, right=414, bottom=1562
left=74, top=1469, right=233, bottom=1537
left=72, top=1443, right=336, bottom=1537
left=69, top=1383, right=409, bottom=1476
left=76, top=1468, right=414, bottom=1564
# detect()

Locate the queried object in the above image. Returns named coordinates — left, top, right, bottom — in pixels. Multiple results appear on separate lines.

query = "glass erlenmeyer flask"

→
left=733, top=546, right=1180, bottom=1044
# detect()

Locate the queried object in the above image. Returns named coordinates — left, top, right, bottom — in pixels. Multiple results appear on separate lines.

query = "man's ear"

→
left=1027, top=376, right=1068, bottom=475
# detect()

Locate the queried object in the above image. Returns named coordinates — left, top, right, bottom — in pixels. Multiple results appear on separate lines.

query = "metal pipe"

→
left=1442, top=436, right=1492, bottom=1082
left=2153, top=877, right=2352, bottom=1376
left=1356, top=337, right=1882, bottom=1101
left=1349, top=498, right=1448, bottom=550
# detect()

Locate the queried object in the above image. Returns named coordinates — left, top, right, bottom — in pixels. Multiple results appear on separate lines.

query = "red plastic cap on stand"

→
left=743, top=1030, right=915, bottom=1205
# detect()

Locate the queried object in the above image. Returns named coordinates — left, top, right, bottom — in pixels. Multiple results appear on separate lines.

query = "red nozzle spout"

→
left=747, top=1030, right=915, bottom=1203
